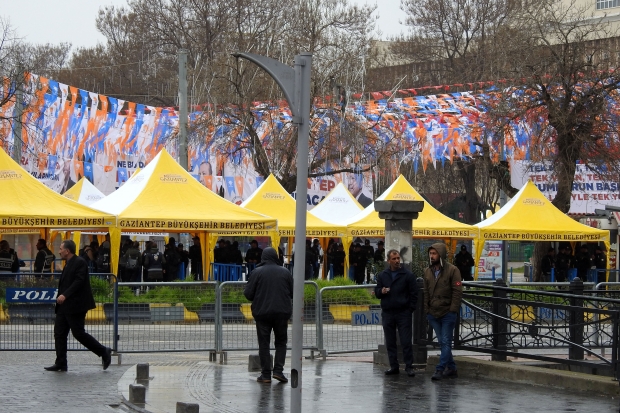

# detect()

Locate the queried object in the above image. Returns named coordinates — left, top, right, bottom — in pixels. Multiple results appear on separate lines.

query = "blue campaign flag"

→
left=225, top=176, right=236, bottom=195
left=117, top=167, right=128, bottom=184
left=84, top=161, right=94, bottom=183
left=256, top=176, right=265, bottom=188
left=47, top=155, right=58, bottom=176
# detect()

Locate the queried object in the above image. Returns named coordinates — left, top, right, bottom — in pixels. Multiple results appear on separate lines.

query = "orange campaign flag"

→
left=73, top=160, right=84, bottom=178
left=204, top=175, right=213, bottom=190
left=235, top=176, right=244, bottom=197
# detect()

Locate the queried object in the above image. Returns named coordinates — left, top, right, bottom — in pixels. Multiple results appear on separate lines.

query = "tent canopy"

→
left=475, top=181, right=609, bottom=242
left=63, top=177, right=106, bottom=206
left=0, top=148, right=116, bottom=230
left=473, top=180, right=610, bottom=278
left=241, top=174, right=345, bottom=238
left=310, top=182, right=363, bottom=225
left=346, top=175, right=476, bottom=238
left=91, top=149, right=276, bottom=233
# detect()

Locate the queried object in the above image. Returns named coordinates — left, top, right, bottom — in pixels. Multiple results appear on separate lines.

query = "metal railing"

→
left=317, top=284, right=383, bottom=355
left=414, top=278, right=620, bottom=380
left=0, top=274, right=115, bottom=351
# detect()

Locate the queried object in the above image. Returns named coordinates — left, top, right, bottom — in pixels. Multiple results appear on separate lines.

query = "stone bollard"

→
left=136, top=363, right=150, bottom=380
left=129, top=384, right=146, bottom=404
left=176, top=402, right=200, bottom=413
left=248, top=354, right=273, bottom=371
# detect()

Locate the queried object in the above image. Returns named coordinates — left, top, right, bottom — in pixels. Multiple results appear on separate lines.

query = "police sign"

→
left=6, top=288, right=58, bottom=303
left=351, top=310, right=382, bottom=326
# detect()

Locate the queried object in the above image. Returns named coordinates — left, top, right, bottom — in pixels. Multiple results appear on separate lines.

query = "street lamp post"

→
left=232, top=52, right=312, bottom=413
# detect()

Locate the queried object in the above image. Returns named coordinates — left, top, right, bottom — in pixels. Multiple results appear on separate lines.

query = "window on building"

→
left=597, top=0, right=620, bottom=9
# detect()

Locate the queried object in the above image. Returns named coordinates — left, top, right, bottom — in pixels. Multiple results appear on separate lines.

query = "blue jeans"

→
left=427, top=311, right=457, bottom=371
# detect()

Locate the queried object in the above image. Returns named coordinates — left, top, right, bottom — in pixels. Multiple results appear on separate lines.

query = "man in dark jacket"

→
left=374, top=249, right=418, bottom=377
left=423, top=243, right=463, bottom=381
left=594, top=246, right=607, bottom=285
left=454, top=245, right=474, bottom=282
left=244, top=247, right=293, bottom=384
left=350, top=243, right=367, bottom=284
left=34, top=238, right=56, bottom=275
left=188, top=236, right=203, bottom=280
left=45, top=240, right=111, bottom=372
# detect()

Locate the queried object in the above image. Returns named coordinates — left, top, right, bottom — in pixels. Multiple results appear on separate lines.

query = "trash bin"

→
left=524, top=262, right=533, bottom=282
left=524, top=245, right=534, bottom=262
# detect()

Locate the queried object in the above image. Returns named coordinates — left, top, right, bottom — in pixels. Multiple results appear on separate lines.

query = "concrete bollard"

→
left=176, top=402, right=200, bottom=413
left=129, top=384, right=146, bottom=404
left=136, top=363, right=149, bottom=380
left=248, top=354, right=272, bottom=371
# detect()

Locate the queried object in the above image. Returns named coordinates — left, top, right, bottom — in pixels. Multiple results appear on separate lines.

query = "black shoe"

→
left=405, top=367, right=416, bottom=377
left=273, top=372, right=288, bottom=383
left=44, top=364, right=67, bottom=372
left=384, top=367, right=400, bottom=375
left=431, top=370, right=443, bottom=381
left=102, top=348, right=112, bottom=370
left=257, top=374, right=272, bottom=383
left=443, top=368, right=458, bottom=378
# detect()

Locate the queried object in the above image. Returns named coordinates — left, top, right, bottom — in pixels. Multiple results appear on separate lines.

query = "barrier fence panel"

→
left=114, top=281, right=217, bottom=353
left=211, top=264, right=243, bottom=282
left=0, top=274, right=115, bottom=351
left=218, top=281, right=319, bottom=352
left=318, top=284, right=383, bottom=355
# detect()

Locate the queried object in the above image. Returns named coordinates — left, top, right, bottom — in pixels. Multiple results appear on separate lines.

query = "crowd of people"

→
left=540, top=244, right=607, bottom=283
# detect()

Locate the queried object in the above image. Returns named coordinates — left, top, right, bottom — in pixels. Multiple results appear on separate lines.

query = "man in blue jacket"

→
left=244, top=247, right=293, bottom=384
left=374, top=249, right=418, bottom=377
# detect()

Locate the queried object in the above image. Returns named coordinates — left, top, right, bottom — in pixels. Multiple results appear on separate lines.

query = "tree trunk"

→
left=456, top=160, right=480, bottom=224
left=532, top=242, right=551, bottom=282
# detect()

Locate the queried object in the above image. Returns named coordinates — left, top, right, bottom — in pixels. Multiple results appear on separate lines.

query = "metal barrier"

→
left=317, top=284, right=383, bottom=355
left=114, top=281, right=218, bottom=353
left=0, top=274, right=115, bottom=351
left=216, top=281, right=319, bottom=352
left=211, top=263, right=243, bottom=281
left=431, top=279, right=620, bottom=379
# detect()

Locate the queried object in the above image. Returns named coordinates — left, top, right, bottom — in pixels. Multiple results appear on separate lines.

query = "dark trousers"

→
left=382, top=310, right=413, bottom=370
left=255, top=316, right=288, bottom=377
left=54, top=311, right=107, bottom=367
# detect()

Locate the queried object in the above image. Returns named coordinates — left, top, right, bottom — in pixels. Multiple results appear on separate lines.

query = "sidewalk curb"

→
left=121, top=394, right=153, bottom=413
left=427, top=356, right=620, bottom=396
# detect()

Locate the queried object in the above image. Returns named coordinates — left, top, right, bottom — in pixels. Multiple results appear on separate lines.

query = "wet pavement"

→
left=1, top=350, right=619, bottom=412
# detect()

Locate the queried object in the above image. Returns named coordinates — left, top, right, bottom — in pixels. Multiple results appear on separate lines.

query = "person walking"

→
left=374, top=249, right=418, bottom=377
left=244, top=247, right=293, bottom=384
left=44, top=240, right=111, bottom=372
left=423, top=243, right=463, bottom=381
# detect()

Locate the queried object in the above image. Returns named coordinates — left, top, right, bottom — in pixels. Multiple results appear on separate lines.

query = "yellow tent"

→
left=241, top=174, right=346, bottom=248
left=0, top=147, right=116, bottom=250
left=63, top=177, right=106, bottom=206
left=90, top=149, right=277, bottom=277
left=347, top=175, right=477, bottom=239
left=474, top=180, right=610, bottom=278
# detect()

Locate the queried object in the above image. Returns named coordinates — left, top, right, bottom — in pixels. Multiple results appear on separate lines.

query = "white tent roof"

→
left=63, top=177, right=106, bottom=206
left=310, top=182, right=363, bottom=225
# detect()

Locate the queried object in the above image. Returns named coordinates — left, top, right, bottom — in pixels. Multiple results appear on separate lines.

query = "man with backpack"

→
left=34, top=238, right=56, bottom=276
left=121, top=241, right=142, bottom=283
left=144, top=243, right=165, bottom=282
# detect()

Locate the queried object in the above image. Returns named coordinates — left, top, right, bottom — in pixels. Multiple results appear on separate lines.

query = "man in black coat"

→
left=374, top=249, right=418, bottom=377
left=45, top=240, right=111, bottom=372
left=244, top=248, right=293, bottom=384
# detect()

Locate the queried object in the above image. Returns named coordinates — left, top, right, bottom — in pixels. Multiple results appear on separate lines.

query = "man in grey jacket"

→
left=244, top=247, right=293, bottom=384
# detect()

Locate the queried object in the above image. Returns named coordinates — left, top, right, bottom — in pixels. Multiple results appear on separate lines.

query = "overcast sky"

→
left=1, top=0, right=407, bottom=49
